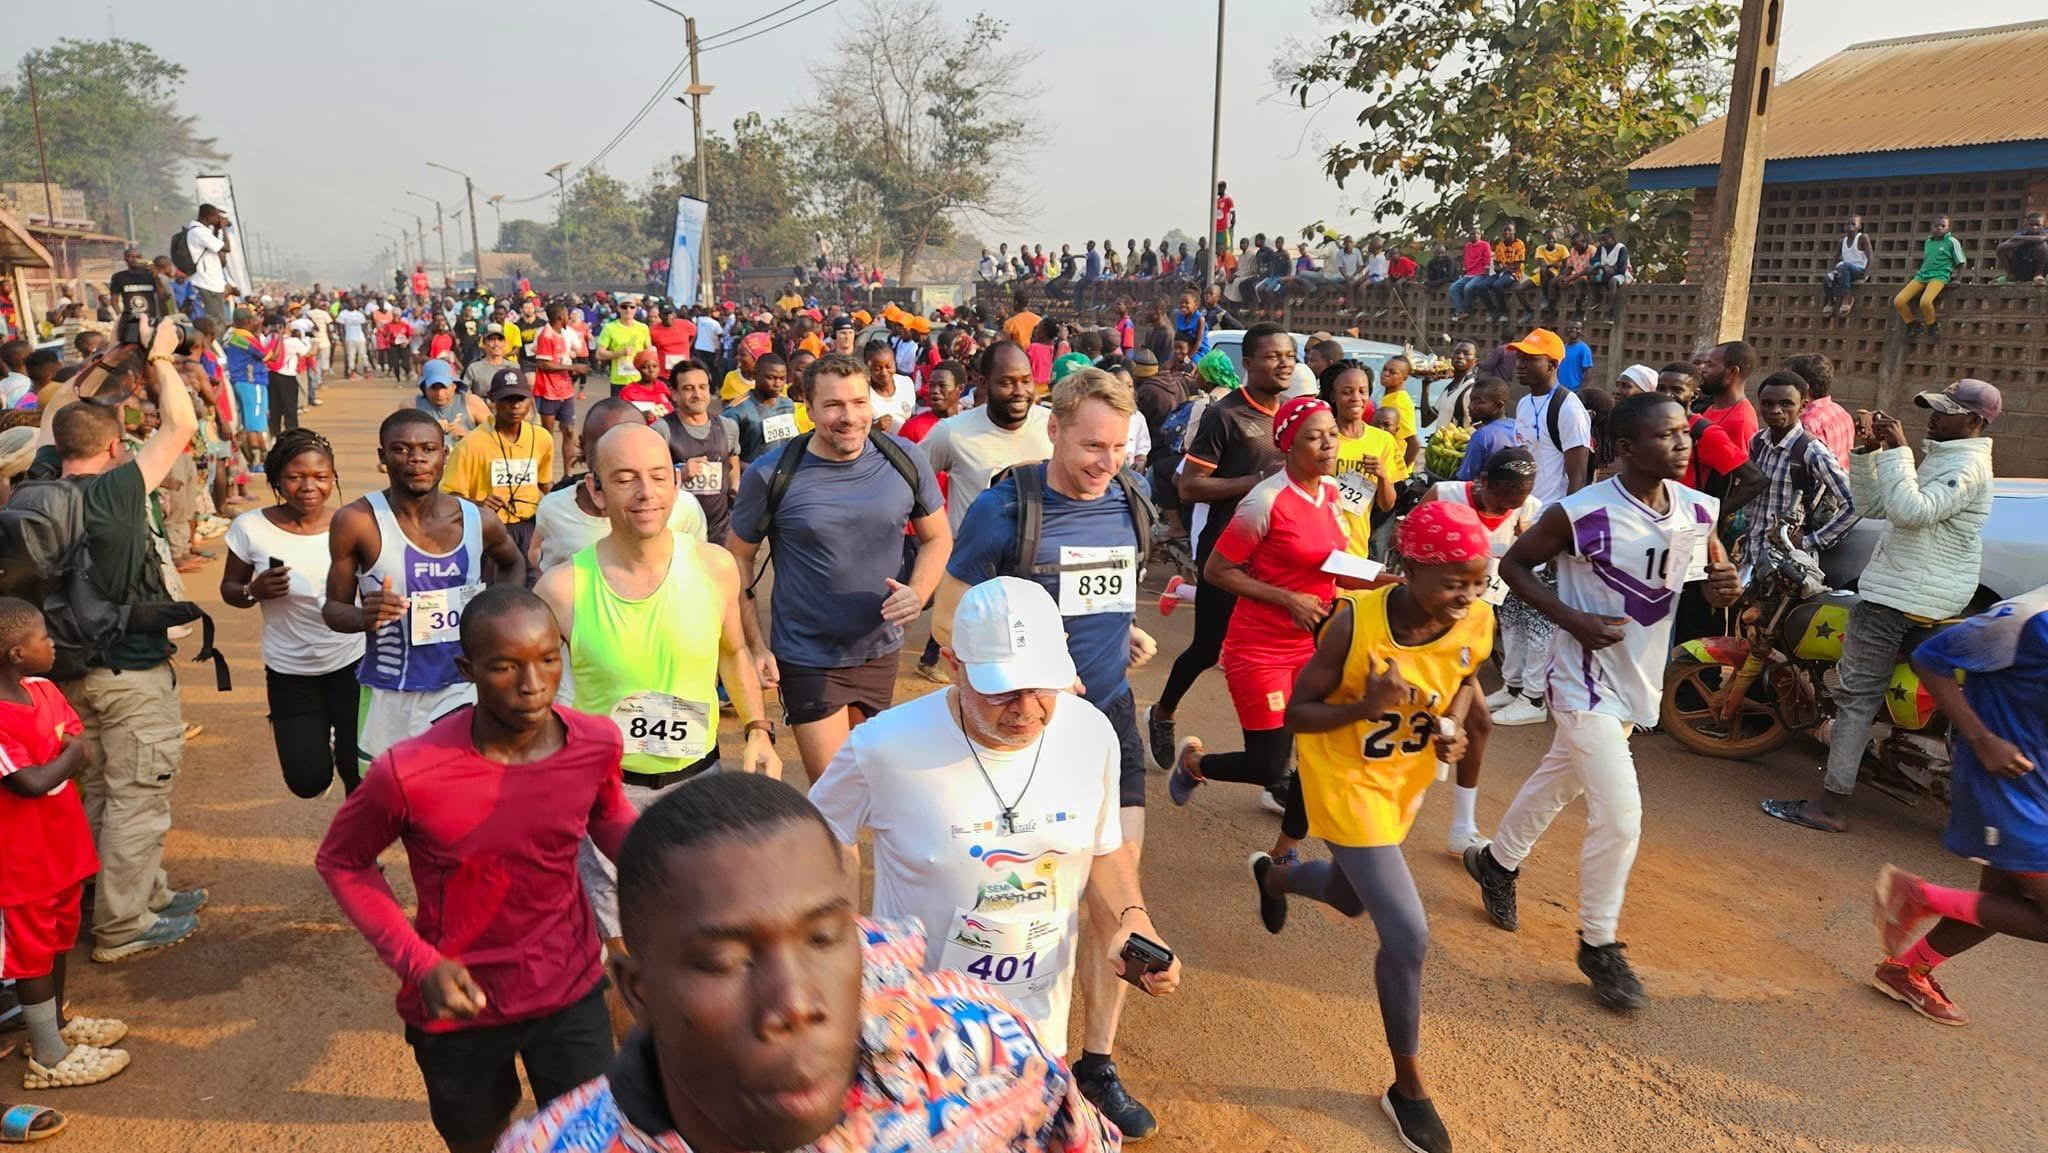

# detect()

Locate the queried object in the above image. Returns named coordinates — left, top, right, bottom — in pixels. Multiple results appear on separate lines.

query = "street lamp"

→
left=427, top=161, right=486, bottom=292
left=405, top=190, right=451, bottom=289
left=545, top=161, right=572, bottom=286
left=486, top=193, right=505, bottom=249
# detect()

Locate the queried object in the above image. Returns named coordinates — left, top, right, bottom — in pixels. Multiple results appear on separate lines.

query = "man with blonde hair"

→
left=930, top=366, right=1166, bottom=1139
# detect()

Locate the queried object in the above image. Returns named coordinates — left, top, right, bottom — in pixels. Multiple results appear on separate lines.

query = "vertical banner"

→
left=666, top=195, right=708, bottom=307
left=193, top=173, right=254, bottom=292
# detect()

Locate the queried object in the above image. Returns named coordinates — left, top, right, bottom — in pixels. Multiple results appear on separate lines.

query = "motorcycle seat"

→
left=1899, top=617, right=1965, bottom=658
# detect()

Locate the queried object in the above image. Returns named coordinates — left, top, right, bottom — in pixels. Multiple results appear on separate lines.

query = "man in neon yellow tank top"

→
left=536, top=422, right=779, bottom=1027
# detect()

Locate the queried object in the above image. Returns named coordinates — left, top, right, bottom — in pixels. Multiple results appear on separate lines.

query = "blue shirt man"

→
left=1557, top=337, right=1594, bottom=391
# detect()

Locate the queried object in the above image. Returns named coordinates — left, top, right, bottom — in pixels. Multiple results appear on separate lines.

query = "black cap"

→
left=486, top=366, right=532, bottom=401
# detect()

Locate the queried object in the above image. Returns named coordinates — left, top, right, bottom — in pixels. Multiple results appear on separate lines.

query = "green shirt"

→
left=597, top=319, right=651, bottom=386
left=81, top=460, right=174, bottom=670
left=1915, top=234, right=1967, bottom=282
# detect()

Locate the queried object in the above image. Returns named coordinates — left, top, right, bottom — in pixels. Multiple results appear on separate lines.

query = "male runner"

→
left=935, top=368, right=1163, bottom=1137
left=1147, top=322, right=1290, bottom=803
left=442, top=368, right=554, bottom=560
left=922, top=340, right=1053, bottom=535
left=659, top=361, right=739, bottom=543
left=1464, top=392, right=1741, bottom=1008
left=317, top=587, right=635, bottom=1153
left=727, top=353, right=949, bottom=782
left=812, top=578, right=1181, bottom=1130
left=724, top=353, right=799, bottom=465
left=324, top=409, right=526, bottom=769
left=531, top=304, right=586, bottom=467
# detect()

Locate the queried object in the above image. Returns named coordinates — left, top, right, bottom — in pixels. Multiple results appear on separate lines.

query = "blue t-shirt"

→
left=1557, top=341, right=1594, bottom=391
left=726, top=394, right=797, bottom=464
left=731, top=436, right=943, bottom=669
left=946, top=464, right=1140, bottom=705
left=1914, top=591, right=2048, bottom=872
left=1457, top=418, right=1521, bottom=481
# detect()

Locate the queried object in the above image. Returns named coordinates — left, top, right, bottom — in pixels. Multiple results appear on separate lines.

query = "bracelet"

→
left=744, top=719, right=776, bottom=741
left=1118, top=904, right=1147, bottom=922
left=148, top=354, right=176, bottom=364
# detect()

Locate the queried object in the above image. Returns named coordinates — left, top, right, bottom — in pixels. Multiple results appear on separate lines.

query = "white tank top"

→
left=1840, top=233, right=1869, bottom=269
left=357, top=491, right=485, bottom=693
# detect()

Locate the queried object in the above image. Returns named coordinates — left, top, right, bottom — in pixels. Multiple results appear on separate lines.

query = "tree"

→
left=0, top=39, right=227, bottom=244
left=797, top=0, right=1038, bottom=282
left=1286, top=0, right=1735, bottom=277
left=495, top=218, right=555, bottom=255
left=644, top=113, right=810, bottom=271
left=538, top=170, right=646, bottom=285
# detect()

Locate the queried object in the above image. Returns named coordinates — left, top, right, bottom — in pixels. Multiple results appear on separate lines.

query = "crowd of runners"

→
left=0, top=208, right=2041, bottom=1153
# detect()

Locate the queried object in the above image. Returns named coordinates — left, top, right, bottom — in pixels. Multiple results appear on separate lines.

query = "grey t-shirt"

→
left=463, top=357, right=515, bottom=395
left=727, top=394, right=798, bottom=463
left=730, top=436, right=942, bottom=668
left=661, top=413, right=740, bottom=542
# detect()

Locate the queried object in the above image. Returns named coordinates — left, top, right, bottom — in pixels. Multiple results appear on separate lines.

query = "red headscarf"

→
left=1398, top=500, right=1493, bottom=566
left=1273, top=396, right=1331, bottom=453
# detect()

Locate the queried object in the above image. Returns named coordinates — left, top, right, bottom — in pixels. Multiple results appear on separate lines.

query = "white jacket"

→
left=1848, top=437, right=1993, bottom=619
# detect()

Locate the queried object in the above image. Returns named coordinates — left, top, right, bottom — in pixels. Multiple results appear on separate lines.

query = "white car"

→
left=1821, top=477, right=2048, bottom=608
left=1203, top=330, right=1412, bottom=405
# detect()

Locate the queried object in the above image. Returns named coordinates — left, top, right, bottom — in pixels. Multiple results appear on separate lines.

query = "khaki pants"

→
left=64, top=662, right=183, bottom=947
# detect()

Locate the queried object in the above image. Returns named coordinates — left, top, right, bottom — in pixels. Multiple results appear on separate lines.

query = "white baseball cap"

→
left=951, top=577, right=1076, bottom=695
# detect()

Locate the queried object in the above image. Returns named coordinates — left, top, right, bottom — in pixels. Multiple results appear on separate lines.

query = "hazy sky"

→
left=16, top=0, right=2042, bottom=280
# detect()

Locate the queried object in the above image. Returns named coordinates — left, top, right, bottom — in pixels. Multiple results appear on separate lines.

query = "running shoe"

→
left=1259, top=778, right=1291, bottom=816
left=1463, top=843, right=1518, bottom=932
left=1248, top=852, right=1287, bottom=934
left=91, top=913, right=198, bottom=965
left=1157, top=575, right=1190, bottom=617
left=915, top=659, right=950, bottom=685
left=1483, top=685, right=1518, bottom=711
left=1380, top=1085, right=1452, bottom=1153
left=1168, top=738, right=1203, bottom=806
left=1446, top=828, right=1486, bottom=857
left=1144, top=704, right=1176, bottom=772
left=156, top=888, right=208, bottom=919
left=1874, top=864, right=1939, bottom=957
left=1870, top=958, right=1968, bottom=1026
left=1490, top=697, right=1549, bottom=727
left=1074, top=1058, right=1158, bottom=1142
left=1577, top=938, right=1649, bottom=1010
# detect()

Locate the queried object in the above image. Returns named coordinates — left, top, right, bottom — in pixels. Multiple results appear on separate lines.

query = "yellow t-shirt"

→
left=1333, top=426, right=1410, bottom=555
left=1297, top=587, right=1494, bottom=847
left=1534, top=243, right=1569, bottom=273
left=776, top=293, right=803, bottom=314
left=1379, top=388, right=1418, bottom=443
left=721, top=369, right=752, bottom=403
left=442, top=420, right=555, bottom=526
left=501, top=320, right=524, bottom=354
left=793, top=403, right=814, bottom=433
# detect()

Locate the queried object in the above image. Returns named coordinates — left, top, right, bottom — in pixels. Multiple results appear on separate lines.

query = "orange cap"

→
left=1507, top=327, right=1565, bottom=362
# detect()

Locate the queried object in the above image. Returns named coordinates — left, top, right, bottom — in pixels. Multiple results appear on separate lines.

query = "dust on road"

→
left=27, top=375, right=2045, bottom=1152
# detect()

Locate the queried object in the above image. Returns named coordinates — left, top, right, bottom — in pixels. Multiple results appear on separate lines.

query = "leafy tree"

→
left=495, top=218, right=556, bottom=255
left=1286, top=0, right=1735, bottom=277
left=0, top=39, right=227, bottom=244
left=644, top=113, right=810, bottom=272
left=538, top=170, right=646, bottom=285
left=797, top=0, right=1038, bottom=281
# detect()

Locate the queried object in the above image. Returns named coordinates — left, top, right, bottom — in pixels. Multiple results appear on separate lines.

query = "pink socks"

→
left=1917, top=880, right=1984, bottom=927
left=1896, top=936, right=1949, bottom=972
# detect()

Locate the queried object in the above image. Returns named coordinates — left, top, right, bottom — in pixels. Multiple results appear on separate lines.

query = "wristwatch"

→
left=744, top=719, right=777, bottom=743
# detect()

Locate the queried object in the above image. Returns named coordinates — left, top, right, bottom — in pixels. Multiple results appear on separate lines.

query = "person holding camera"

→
left=179, top=204, right=235, bottom=325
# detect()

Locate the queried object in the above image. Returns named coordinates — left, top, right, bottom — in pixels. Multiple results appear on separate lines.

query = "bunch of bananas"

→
left=1424, top=422, right=1472, bottom=479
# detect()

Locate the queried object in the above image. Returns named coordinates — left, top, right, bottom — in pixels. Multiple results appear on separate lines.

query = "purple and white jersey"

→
left=1547, top=477, right=1719, bottom=725
left=357, top=490, right=484, bottom=694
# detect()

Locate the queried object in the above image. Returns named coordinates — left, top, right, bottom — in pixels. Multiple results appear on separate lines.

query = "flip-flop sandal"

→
left=23, top=1044, right=129, bottom=1090
left=1, top=1103, right=66, bottom=1143
left=56, top=1018, right=126, bottom=1050
left=182, top=724, right=205, bottom=742
left=1760, top=799, right=1844, bottom=832
left=0, top=1041, right=14, bottom=1062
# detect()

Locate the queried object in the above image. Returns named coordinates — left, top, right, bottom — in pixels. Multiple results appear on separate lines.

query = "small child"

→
left=0, top=598, right=130, bottom=1088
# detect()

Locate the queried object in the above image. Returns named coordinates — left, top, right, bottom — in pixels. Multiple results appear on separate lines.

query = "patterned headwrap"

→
left=1194, top=348, right=1240, bottom=391
left=1272, top=396, right=1331, bottom=453
left=1398, top=499, right=1493, bottom=566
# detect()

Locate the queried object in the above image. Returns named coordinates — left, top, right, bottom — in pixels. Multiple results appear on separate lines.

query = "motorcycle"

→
left=1659, top=523, right=1956, bottom=805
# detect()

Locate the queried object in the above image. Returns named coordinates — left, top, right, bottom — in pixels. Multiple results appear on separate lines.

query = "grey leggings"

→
left=1280, top=844, right=1429, bottom=1055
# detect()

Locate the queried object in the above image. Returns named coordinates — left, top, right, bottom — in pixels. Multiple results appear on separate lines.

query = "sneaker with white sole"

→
left=1259, top=778, right=1291, bottom=816
left=91, top=912, right=198, bottom=964
left=1446, top=828, right=1486, bottom=857
left=1483, top=686, right=1518, bottom=711
left=1168, top=737, right=1204, bottom=806
left=1490, top=697, right=1549, bottom=727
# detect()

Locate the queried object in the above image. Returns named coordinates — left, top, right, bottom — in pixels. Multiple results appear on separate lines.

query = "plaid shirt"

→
left=1799, top=396, right=1856, bottom=465
left=1746, top=424, right=1857, bottom=560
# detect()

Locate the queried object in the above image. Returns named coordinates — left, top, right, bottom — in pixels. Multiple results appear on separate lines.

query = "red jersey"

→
left=0, top=678, right=95, bottom=905
left=411, top=271, right=430, bottom=296
left=647, top=320, right=695, bottom=367
left=1215, top=194, right=1235, bottom=231
left=380, top=320, right=412, bottom=349
left=315, top=707, right=636, bottom=1032
left=532, top=325, right=583, bottom=401
left=1683, top=414, right=1748, bottom=491
left=1700, top=398, right=1758, bottom=463
left=1214, top=472, right=1347, bottom=666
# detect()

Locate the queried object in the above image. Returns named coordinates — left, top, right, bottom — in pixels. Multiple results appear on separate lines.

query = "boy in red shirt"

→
left=0, top=598, right=131, bottom=1088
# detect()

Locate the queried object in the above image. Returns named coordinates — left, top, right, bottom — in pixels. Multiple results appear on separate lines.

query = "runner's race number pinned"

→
left=610, top=692, right=713, bottom=760
left=410, top=584, right=481, bottom=646
left=1057, top=546, right=1136, bottom=616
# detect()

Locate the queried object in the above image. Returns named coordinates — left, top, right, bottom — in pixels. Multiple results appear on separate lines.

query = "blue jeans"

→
left=1449, top=275, right=1485, bottom=313
left=1821, top=599, right=1916, bottom=797
left=1825, top=261, right=1865, bottom=304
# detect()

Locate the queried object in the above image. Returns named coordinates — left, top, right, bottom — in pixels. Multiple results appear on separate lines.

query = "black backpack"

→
left=169, top=225, right=199, bottom=276
left=998, top=461, right=1156, bottom=584
left=0, top=478, right=229, bottom=689
left=749, top=430, right=933, bottom=543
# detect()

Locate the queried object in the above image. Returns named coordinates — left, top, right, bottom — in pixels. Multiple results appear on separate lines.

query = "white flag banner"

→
left=193, top=173, right=253, bottom=293
left=666, top=195, right=708, bottom=307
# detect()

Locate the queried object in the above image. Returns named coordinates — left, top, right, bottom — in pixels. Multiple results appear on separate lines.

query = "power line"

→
left=700, top=0, right=847, bottom=52
left=698, top=0, right=814, bottom=44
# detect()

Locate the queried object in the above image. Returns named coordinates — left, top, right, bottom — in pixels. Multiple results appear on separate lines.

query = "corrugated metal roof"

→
left=1632, top=19, right=2048, bottom=171
left=0, top=207, right=54, bottom=270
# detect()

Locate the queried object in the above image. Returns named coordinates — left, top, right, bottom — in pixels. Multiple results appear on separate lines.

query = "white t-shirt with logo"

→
left=810, top=688, right=1122, bottom=1045
left=1514, top=387, right=1592, bottom=507
left=868, top=376, right=919, bottom=433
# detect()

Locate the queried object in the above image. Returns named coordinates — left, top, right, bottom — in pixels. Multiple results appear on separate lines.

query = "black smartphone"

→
left=268, top=557, right=286, bottom=569
left=1116, top=933, right=1173, bottom=991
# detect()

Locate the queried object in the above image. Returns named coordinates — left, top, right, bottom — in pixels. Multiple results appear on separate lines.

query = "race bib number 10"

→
left=1057, top=546, right=1137, bottom=616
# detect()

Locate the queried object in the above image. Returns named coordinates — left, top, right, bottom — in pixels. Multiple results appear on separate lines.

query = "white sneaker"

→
left=1259, top=787, right=1288, bottom=816
left=1491, top=698, right=1550, bottom=727
left=1447, top=829, right=1486, bottom=857
left=1484, top=686, right=1518, bottom=711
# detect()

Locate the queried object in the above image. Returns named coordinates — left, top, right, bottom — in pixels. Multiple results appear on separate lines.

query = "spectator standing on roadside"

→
left=1742, top=371, right=1857, bottom=564
left=180, top=204, right=234, bottom=325
left=1556, top=320, right=1594, bottom=392
left=1786, top=353, right=1854, bottom=465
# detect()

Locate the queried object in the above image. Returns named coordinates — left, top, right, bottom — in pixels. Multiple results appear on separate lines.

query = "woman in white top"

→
left=219, top=429, right=366, bottom=797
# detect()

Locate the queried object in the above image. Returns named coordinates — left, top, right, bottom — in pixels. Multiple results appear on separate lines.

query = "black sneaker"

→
left=1074, top=1057, right=1159, bottom=1142
left=1926, top=321, right=1942, bottom=345
left=1380, top=1085, right=1452, bottom=1153
left=1577, top=938, right=1649, bottom=1010
left=1248, top=852, right=1287, bottom=934
left=1905, top=320, right=1924, bottom=340
left=1143, top=704, right=1175, bottom=772
left=1462, top=843, right=1518, bottom=932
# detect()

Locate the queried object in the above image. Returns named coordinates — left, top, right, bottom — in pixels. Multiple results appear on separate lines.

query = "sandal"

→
left=1, top=1104, right=66, bottom=1144
left=23, top=1045, right=129, bottom=1090
left=57, top=1017, right=126, bottom=1050
left=1760, top=798, right=1845, bottom=832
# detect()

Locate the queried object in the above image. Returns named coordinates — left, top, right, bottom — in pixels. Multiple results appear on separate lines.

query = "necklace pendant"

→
left=1001, top=810, right=1015, bottom=835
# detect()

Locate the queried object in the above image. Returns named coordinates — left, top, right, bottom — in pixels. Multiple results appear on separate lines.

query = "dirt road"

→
left=27, top=374, right=2045, bottom=1152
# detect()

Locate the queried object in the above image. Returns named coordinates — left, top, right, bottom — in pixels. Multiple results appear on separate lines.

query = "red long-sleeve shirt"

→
left=316, top=706, right=635, bottom=1033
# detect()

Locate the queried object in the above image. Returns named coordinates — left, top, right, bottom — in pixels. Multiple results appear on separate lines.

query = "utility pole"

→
left=25, top=59, right=70, bottom=291
left=685, top=16, right=714, bottom=303
left=409, top=191, right=450, bottom=289
left=547, top=162, right=573, bottom=287
left=487, top=194, right=505, bottom=249
left=427, top=163, right=486, bottom=292
left=1693, top=0, right=1782, bottom=350
left=1203, top=0, right=1226, bottom=303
